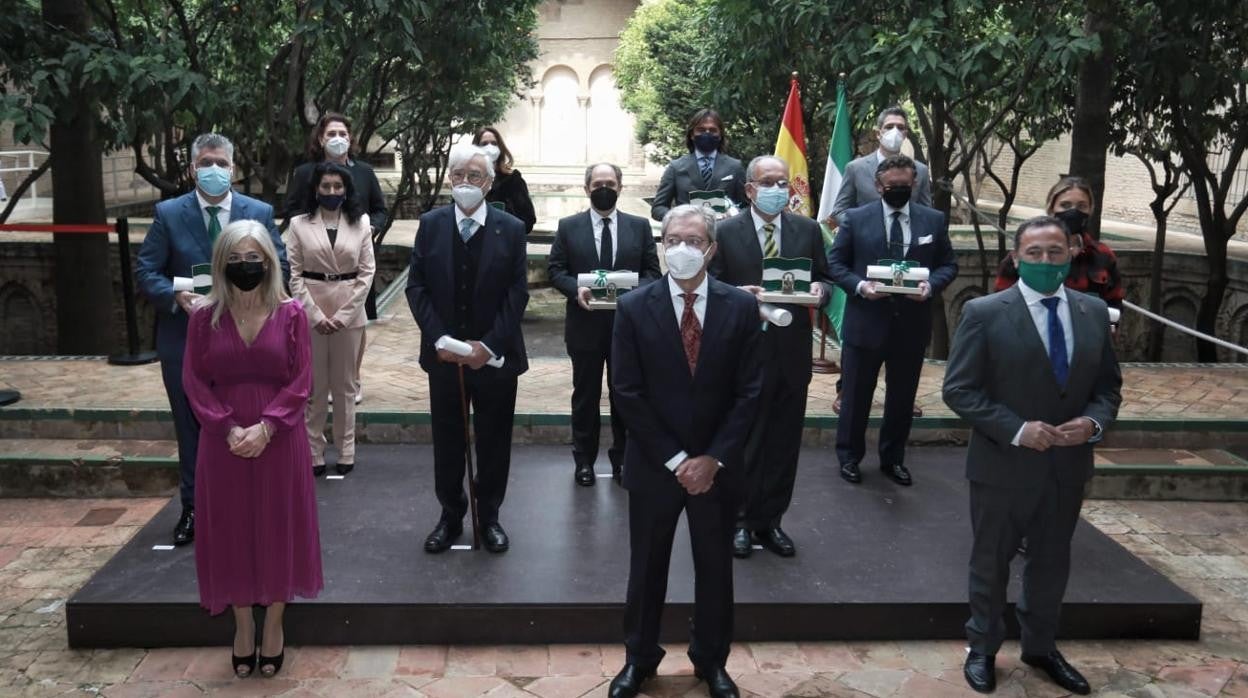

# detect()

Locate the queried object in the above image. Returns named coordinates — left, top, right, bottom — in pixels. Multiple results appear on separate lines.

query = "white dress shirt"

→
left=196, top=190, right=232, bottom=234
left=453, top=201, right=489, bottom=240
left=592, top=209, right=618, bottom=268
left=750, top=207, right=782, bottom=254
left=855, top=200, right=913, bottom=298
left=664, top=272, right=710, bottom=471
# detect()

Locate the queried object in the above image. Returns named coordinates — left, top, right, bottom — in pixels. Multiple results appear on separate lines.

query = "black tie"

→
left=600, top=217, right=613, bottom=270
left=889, top=211, right=905, bottom=259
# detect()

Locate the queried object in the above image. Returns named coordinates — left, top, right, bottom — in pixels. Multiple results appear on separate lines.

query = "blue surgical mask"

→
left=754, top=185, right=788, bottom=216
left=196, top=165, right=232, bottom=197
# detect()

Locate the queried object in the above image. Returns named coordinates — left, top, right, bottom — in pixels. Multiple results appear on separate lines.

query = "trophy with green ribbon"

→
left=866, top=259, right=930, bottom=295
left=577, top=270, right=639, bottom=310
left=759, top=257, right=820, bottom=306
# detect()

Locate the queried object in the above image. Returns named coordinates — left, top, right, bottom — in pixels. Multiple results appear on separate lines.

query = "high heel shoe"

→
left=259, top=650, right=284, bottom=677
left=232, top=650, right=257, bottom=678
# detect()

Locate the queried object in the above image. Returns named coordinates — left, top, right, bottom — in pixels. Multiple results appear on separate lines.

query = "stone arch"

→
left=538, top=64, right=585, bottom=165
left=1228, top=302, right=1248, bottom=363
left=585, top=64, right=634, bottom=166
left=1159, top=289, right=1200, bottom=362
left=948, top=285, right=988, bottom=328
left=0, top=281, right=42, bottom=355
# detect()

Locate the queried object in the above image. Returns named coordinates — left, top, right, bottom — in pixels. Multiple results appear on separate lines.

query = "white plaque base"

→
left=587, top=299, right=618, bottom=310
left=874, top=285, right=925, bottom=296
left=758, top=291, right=820, bottom=306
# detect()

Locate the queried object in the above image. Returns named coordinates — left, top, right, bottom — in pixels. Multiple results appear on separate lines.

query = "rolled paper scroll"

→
left=435, top=335, right=505, bottom=368
left=576, top=271, right=639, bottom=289
left=1108, top=308, right=1121, bottom=324
left=866, top=265, right=931, bottom=282
left=759, top=303, right=792, bottom=327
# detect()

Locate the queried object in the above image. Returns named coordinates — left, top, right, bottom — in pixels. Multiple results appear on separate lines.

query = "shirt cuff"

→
left=665, top=450, right=688, bottom=472
left=1085, top=417, right=1104, bottom=443
left=173, top=276, right=194, bottom=292
left=855, top=280, right=869, bottom=297
left=1011, top=424, right=1025, bottom=447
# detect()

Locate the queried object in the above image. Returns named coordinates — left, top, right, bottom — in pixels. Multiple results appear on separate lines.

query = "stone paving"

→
left=0, top=496, right=1247, bottom=696
left=3, top=289, right=1248, bottom=422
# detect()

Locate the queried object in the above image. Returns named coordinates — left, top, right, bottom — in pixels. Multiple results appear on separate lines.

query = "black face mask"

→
left=1055, top=208, right=1089, bottom=237
left=590, top=186, right=619, bottom=211
left=224, top=261, right=266, bottom=292
left=692, top=132, right=721, bottom=153
left=881, top=185, right=912, bottom=208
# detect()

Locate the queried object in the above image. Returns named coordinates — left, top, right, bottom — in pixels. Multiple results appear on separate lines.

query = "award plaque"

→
left=577, top=271, right=639, bottom=310
left=866, top=260, right=929, bottom=295
left=689, top=189, right=740, bottom=221
left=758, top=257, right=820, bottom=306
left=191, top=263, right=213, bottom=295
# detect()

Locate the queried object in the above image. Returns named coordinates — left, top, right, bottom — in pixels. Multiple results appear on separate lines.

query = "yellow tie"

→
left=762, top=223, right=778, bottom=258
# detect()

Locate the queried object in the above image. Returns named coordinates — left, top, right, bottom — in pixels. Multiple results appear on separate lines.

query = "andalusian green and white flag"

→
left=191, top=263, right=212, bottom=295
left=817, top=79, right=852, bottom=338
left=762, top=257, right=812, bottom=293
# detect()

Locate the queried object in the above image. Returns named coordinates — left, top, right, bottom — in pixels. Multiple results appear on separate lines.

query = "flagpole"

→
left=812, top=71, right=846, bottom=376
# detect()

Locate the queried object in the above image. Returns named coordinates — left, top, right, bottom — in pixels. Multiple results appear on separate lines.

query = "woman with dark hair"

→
left=473, top=127, right=537, bottom=234
left=287, top=162, right=376, bottom=477
left=994, top=176, right=1125, bottom=309
left=649, top=108, right=747, bottom=221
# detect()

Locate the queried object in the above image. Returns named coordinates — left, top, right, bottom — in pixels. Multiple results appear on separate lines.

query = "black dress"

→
left=486, top=169, right=537, bottom=234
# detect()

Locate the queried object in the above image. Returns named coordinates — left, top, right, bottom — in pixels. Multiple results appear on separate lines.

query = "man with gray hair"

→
left=548, top=162, right=661, bottom=485
left=608, top=204, right=763, bottom=698
left=136, top=132, right=287, bottom=546
left=405, top=142, right=529, bottom=554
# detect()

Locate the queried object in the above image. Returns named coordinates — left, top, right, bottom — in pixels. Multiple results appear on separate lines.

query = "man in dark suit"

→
left=944, top=216, right=1121, bottom=695
left=650, top=109, right=747, bottom=221
left=548, top=162, right=661, bottom=486
left=708, top=155, right=831, bottom=559
left=136, top=132, right=287, bottom=546
left=405, top=143, right=529, bottom=554
left=827, top=155, right=958, bottom=487
left=608, top=204, right=762, bottom=698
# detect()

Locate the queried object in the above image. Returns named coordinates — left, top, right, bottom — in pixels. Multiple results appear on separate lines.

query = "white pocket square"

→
left=721, top=174, right=734, bottom=181
left=916, top=235, right=933, bottom=245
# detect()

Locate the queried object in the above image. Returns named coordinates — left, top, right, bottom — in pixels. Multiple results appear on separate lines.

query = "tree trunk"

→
left=1145, top=202, right=1168, bottom=361
left=43, top=0, right=115, bottom=355
left=1196, top=230, right=1229, bottom=362
left=1068, top=9, right=1115, bottom=241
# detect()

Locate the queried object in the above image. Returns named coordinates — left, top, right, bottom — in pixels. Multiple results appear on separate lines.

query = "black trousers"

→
left=738, top=365, right=806, bottom=530
left=966, top=473, right=1084, bottom=655
left=160, top=355, right=200, bottom=509
left=835, top=339, right=925, bottom=467
left=569, top=348, right=625, bottom=470
left=427, top=364, right=518, bottom=524
left=624, top=477, right=737, bottom=671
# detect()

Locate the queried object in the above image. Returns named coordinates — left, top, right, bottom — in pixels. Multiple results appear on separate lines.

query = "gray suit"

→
left=942, top=285, right=1122, bottom=656
left=830, top=152, right=932, bottom=220
left=651, top=152, right=747, bottom=221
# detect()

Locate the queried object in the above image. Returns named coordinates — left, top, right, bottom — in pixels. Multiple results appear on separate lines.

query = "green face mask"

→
left=1016, top=259, right=1070, bottom=294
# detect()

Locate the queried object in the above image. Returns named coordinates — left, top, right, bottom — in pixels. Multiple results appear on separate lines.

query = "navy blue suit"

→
left=826, top=200, right=957, bottom=468
left=405, top=204, right=529, bottom=524
left=611, top=274, right=763, bottom=671
left=135, top=190, right=287, bottom=508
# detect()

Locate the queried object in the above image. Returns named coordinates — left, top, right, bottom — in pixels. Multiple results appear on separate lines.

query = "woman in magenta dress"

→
left=183, top=219, right=323, bottom=679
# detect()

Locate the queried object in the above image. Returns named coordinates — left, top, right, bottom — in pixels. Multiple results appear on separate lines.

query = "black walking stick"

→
left=457, top=364, right=482, bottom=550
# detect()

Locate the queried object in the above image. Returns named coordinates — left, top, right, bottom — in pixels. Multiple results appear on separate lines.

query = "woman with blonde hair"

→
left=288, top=161, right=376, bottom=476
left=182, top=220, right=323, bottom=679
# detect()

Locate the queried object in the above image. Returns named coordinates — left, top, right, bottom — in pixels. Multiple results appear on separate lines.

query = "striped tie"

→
left=459, top=218, right=475, bottom=242
left=762, top=223, right=778, bottom=258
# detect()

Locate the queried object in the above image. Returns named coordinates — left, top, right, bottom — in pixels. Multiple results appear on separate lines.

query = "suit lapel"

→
left=1004, top=286, right=1062, bottom=390
left=865, top=203, right=889, bottom=262
left=1066, top=292, right=1099, bottom=384
left=474, top=208, right=497, bottom=294
left=646, top=279, right=690, bottom=383
left=778, top=212, right=797, bottom=258
left=683, top=155, right=705, bottom=191
left=583, top=211, right=603, bottom=268
left=695, top=281, right=728, bottom=380
left=182, top=194, right=213, bottom=262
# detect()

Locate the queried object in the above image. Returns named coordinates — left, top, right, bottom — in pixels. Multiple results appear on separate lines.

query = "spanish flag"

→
left=774, top=73, right=811, bottom=216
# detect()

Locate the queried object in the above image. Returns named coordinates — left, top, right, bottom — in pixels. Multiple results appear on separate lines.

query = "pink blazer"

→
left=287, top=212, right=376, bottom=329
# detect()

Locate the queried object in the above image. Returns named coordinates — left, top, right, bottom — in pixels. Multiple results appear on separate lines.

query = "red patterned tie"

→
left=680, top=292, right=701, bottom=375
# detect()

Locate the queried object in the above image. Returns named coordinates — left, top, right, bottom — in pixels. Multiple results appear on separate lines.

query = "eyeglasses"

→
left=226, top=253, right=265, bottom=264
left=756, top=179, right=789, bottom=188
left=664, top=236, right=710, bottom=250
left=449, top=170, right=488, bottom=186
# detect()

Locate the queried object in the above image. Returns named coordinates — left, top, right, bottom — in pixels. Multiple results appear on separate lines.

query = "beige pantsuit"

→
left=288, top=211, right=375, bottom=466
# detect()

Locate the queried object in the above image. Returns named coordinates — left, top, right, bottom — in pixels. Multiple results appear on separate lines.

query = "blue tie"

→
left=1041, top=297, right=1069, bottom=388
left=698, top=156, right=713, bottom=187
left=459, top=218, right=475, bottom=242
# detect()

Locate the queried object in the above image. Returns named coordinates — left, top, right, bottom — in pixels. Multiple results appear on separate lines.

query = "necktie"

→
left=699, top=157, right=713, bottom=188
left=680, top=292, right=701, bottom=376
left=889, top=211, right=904, bottom=259
left=599, top=217, right=613, bottom=269
left=1041, top=297, right=1069, bottom=388
left=206, top=206, right=222, bottom=244
left=459, top=218, right=475, bottom=243
left=762, top=222, right=778, bottom=258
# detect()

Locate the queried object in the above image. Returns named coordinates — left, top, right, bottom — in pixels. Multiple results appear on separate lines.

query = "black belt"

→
left=301, top=271, right=358, bottom=281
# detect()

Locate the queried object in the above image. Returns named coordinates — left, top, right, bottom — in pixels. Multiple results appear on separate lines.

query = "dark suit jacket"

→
left=943, top=285, right=1122, bottom=489
left=135, top=190, right=288, bottom=362
left=404, top=204, right=529, bottom=376
left=650, top=152, right=747, bottom=221
left=830, top=152, right=932, bottom=220
left=611, top=275, right=764, bottom=492
left=486, top=170, right=537, bottom=234
left=282, top=159, right=388, bottom=233
left=548, top=209, right=661, bottom=352
left=709, top=209, right=832, bottom=385
left=826, top=200, right=957, bottom=350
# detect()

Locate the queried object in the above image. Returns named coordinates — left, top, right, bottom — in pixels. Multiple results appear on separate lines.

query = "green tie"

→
left=206, top=206, right=222, bottom=244
left=762, top=222, right=778, bottom=258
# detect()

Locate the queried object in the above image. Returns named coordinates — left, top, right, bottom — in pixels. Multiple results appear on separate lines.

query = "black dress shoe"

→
left=336, top=461, right=354, bottom=475
left=881, top=462, right=913, bottom=486
left=608, top=663, right=655, bottom=698
left=312, top=464, right=326, bottom=477
left=695, top=666, right=740, bottom=698
left=1021, top=650, right=1090, bottom=695
left=963, top=651, right=996, bottom=693
left=482, top=522, right=509, bottom=553
left=612, top=465, right=622, bottom=483
left=424, top=521, right=462, bottom=554
left=732, top=528, right=752, bottom=559
left=758, top=527, right=796, bottom=557
left=574, top=463, right=595, bottom=487
left=172, top=509, right=195, bottom=546
left=840, top=461, right=862, bottom=484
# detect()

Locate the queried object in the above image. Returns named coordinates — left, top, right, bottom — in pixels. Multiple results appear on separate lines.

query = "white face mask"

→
left=664, top=242, right=706, bottom=280
left=325, top=136, right=350, bottom=158
left=481, top=144, right=500, bottom=163
left=880, top=127, right=905, bottom=153
left=451, top=184, right=485, bottom=211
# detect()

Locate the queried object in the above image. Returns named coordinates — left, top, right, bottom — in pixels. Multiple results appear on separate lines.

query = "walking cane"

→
left=457, top=364, right=482, bottom=550
left=812, top=312, right=841, bottom=375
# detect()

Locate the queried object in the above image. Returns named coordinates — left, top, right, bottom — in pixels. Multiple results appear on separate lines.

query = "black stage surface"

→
left=66, top=445, right=1201, bottom=648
